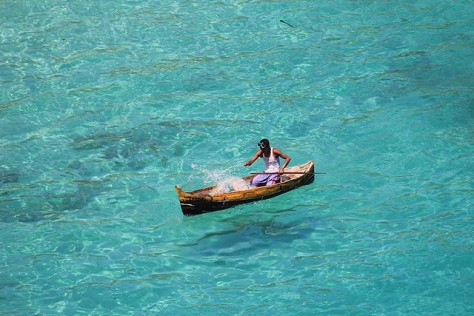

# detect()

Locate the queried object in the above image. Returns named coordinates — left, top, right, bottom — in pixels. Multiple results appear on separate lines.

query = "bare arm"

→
left=244, top=150, right=262, bottom=166
left=273, top=148, right=291, bottom=172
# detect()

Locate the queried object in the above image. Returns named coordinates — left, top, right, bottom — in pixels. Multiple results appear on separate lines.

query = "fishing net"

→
left=210, top=177, right=251, bottom=195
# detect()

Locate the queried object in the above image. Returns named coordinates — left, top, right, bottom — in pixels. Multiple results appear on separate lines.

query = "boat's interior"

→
left=205, top=172, right=302, bottom=196
left=183, top=161, right=313, bottom=197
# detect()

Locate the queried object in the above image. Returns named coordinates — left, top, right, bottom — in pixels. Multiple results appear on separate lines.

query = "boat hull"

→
left=176, top=160, right=315, bottom=216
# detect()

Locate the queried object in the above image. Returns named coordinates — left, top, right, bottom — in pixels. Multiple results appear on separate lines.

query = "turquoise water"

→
left=1, top=0, right=473, bottom=314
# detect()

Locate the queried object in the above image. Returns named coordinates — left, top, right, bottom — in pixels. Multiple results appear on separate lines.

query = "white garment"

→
left=262, top=148, right=280, bottom=172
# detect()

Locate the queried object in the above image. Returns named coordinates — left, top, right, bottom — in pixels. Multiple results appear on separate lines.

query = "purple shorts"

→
left=250, top=173, right=280, bottom=187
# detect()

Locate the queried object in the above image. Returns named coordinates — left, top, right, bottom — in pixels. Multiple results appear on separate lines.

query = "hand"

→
left=278, top=168, right=285, bottom=174
left=244, top=161, right=251, bottom=166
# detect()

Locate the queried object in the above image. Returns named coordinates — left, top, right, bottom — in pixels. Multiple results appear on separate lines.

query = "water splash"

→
left=191, top=163, right=243, bottom=185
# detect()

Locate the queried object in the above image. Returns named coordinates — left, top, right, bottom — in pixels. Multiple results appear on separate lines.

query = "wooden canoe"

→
left=175, top=160, right=315, bottom=216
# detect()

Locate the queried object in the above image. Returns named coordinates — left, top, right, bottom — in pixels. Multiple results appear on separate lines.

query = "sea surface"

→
left=1, top=0, right=473, bottom=315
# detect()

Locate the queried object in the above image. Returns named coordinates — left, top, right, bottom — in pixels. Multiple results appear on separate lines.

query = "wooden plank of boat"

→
left=175, top=160, right=315, bottom=216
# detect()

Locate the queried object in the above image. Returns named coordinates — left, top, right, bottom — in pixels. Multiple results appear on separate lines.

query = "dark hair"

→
left=258, top=138, right=270, bottom=149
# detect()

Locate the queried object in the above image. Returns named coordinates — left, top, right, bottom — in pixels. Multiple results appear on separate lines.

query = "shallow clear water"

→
left=1, top=0, right=473, bottom=314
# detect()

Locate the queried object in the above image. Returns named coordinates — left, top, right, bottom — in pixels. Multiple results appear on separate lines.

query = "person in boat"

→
left=244, top=138, right=291, bottom=186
